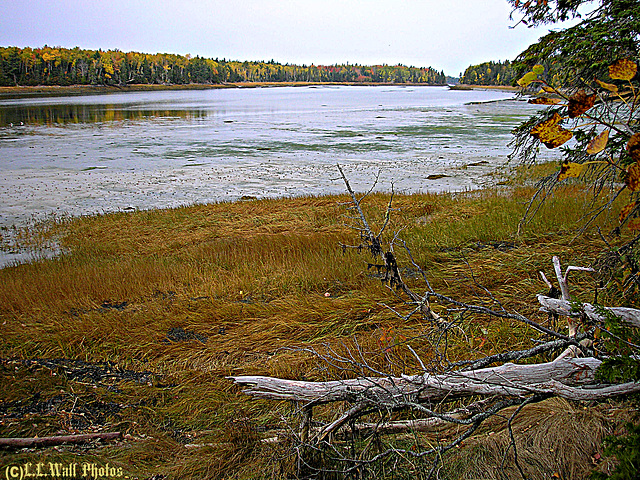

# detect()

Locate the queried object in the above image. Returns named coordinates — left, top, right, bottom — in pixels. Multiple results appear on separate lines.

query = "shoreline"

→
left=449, top=84, right=519, bottom=92
left=0, top=82, right=449, bottom=99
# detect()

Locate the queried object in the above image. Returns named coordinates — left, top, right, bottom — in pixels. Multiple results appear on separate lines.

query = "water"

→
left=0, top=86, right=556, bottom=265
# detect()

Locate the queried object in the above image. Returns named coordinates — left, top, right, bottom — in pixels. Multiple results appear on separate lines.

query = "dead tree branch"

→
left=538, top=295, right=640, bottom=328
left=0, top=432, right=122, bottom=449
left=230, top=356, right=639, bottom=405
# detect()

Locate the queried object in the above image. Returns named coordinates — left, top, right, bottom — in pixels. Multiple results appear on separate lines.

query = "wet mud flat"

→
left=0, top=86, right=559, bottom=267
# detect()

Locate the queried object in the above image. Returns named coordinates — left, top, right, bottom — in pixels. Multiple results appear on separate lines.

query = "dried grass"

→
left=0, top=177, right=635, bottom=479
left=443, top=398, right=623, bottom=480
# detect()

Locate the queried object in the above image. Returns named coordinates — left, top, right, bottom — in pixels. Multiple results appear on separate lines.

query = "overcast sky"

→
left=0, top=0, right=576, bottom=76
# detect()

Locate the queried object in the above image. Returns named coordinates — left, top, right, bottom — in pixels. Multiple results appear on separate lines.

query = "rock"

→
left=426, top=174, right=449, bottom=180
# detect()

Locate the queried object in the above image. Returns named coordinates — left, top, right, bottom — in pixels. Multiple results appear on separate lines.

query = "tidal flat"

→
left=0, top=85, right=557, bottom=228
left=0, top=85, right=559, bottom=266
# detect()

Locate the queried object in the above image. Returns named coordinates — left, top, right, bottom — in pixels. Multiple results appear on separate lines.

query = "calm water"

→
left=0, top=85, right=554, bottom=233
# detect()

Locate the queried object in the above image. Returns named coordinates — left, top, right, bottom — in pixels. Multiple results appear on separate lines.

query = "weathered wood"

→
left=300, top=406, right=313, bottom=443
left=350, top=417, right=461, bottom=436
left=536, top=379, right=640, bottom=400
left=538, top=295, right=640, bottom=328
left=550, top=256, right=595, bottom=339
left=339, top=398, right=496, bottom=436
left=553, top=256, right=572, bottom=303
left=230, top=356, right=639, bottom=405
left=0, top=432, right=122, bottom=449
left=315, top=404, right=366, bottom=442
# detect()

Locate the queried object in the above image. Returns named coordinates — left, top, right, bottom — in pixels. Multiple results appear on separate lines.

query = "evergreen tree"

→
left=507, top=2, right=640, bottom=475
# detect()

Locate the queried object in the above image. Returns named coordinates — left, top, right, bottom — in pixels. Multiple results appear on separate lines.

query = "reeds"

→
left=0, top=169, right=635, bottom=479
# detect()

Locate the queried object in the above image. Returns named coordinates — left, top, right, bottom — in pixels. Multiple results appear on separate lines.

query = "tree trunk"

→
left=230, top=356, right=640, bottom=406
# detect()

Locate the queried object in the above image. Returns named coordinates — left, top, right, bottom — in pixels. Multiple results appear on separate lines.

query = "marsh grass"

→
left=0, top=168, right=636, bottom=479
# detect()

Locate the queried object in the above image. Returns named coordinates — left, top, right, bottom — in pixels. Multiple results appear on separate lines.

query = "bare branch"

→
left=538, top=295, right=640, bottom=328
left=337, top=163, right=382, bottom=257
left=0, top=432, right=122, bottom=449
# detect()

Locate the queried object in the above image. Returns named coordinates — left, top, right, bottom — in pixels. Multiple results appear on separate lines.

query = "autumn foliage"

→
left=0, top=46, right=447, bottom=87
left=460, top=59, right=517, bottom=86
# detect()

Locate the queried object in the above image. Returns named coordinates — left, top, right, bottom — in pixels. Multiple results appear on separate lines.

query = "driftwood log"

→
left=230, top=356, right=640, bottom=406
left=0, top=432, right=122, bottom=449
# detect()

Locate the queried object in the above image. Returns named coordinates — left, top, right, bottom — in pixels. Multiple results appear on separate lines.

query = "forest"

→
left=460, top=59, right=517, bottom=86
left=0, top=45, right=448, bottom=87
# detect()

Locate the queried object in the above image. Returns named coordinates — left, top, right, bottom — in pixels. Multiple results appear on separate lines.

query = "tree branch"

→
left=230, top=356, right=627, bottom=405
left=537, top=295, right=640, bottom=328
left=0, top=432, right=122, bottom=449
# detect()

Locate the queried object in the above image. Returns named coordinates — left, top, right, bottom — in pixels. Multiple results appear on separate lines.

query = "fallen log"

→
left=538, top=295, right=640, bottom=328
left=230, top=356, right=640, bottom=406
left=0, top=432, right=121, bottom=449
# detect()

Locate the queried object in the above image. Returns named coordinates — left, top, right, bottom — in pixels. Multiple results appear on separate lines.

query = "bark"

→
left=230, top=356, right=640, bottom=406
left=537, top=295, right=640, bottom=328
left=0, top=432, right=121, bottom=449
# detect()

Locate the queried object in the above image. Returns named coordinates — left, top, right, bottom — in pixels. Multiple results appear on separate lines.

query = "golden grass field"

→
left=0, top=164, right=637, bottom=479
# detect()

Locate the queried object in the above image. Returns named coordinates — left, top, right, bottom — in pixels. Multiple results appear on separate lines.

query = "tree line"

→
left=0, top=46, right=447, bottom=87
left=460, top=59, right=517, bottom=86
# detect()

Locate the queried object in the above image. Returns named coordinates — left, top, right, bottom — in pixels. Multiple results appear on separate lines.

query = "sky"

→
left=0, top=0, right=578, bottom=77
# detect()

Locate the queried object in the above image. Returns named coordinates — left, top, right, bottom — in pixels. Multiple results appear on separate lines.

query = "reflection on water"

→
left=0, top=104, right=208, bottom=126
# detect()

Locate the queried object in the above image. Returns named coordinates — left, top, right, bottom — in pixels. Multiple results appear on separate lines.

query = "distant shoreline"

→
left=0, top=82, right=450, bottom=99
left=449, top=84, right=518, bottom=92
